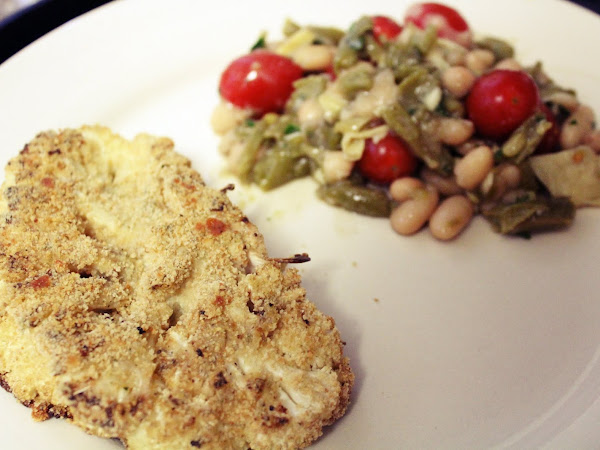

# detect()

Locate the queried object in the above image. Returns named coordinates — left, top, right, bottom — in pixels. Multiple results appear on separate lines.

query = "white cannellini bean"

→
left=389, top=179, right=439, bottom=236
left=465, top=49, right=495, bottom=75
left=544, top=92, right=579, bottom=112
left=429, top=195, right=474, bottom=241
left=322, top=151, right=354, bottom=183
left=494, top=58, right=521, bottom=71
left=436, top=117, right=475, bottom=146
left=210, top=101, right=250, bottom=136
left=481, top=163, right=521, bottom=199
left=454, top=145, right=494, bottom=190
left=456, top=139, right=490, bottom=156
left=498, top=164, right=521, bottom=190
left=441, top=66, right=476, bottom=98
left=583, top=130, right=600, bottom=153
left=444, top=47, right=467, bottom=67
left=560, top=104, right=595, bottom=149
left=420, top=167, right=463, bottom=196
left=389, top=177, right=425, bottom=201
left=291, top=45, right=335, bottom=72
left=297, top=98, right=325, bottom=129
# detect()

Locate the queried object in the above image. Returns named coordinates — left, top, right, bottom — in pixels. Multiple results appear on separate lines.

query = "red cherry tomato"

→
left=219, top=50, right=303, bottom=115
left=372, top=15, right=403, bottom=43
left=323, top=64, right=337, bottom=80
left=536, top=103, right=560, bottom=154
left=404, top=2, right=471, bottom=47
left=466, top=70, right=540, bottom=140
left=358, top=134, right=418, bottom=184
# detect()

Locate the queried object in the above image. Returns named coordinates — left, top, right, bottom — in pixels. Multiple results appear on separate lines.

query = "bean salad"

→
left=211, top=2, right=600, bottom=240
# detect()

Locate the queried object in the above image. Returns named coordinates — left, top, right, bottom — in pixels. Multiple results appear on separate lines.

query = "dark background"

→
left=0, top=0, right=598, bottom=65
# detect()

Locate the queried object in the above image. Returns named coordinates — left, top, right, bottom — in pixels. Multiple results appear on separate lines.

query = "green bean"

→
left=476, top=37, right=514, bottom=60
left=381, top=103, right=453, bottom=175
left=283, top=19, right=301, bottom=37
left=317, top=180, right=391, bottom=217
left=252, top=145, right=312, bottom=190
left=385, top=43, right=423, bottom=80
left=333, top=16, right=373, bottom=73
left=381, top=103, right=420, bottom=147
left=526, top=62, right=577, bottom=99
left=412, top=25, right=438, bottom=54
left=307, top=25, right=345, bottom=46
left=236, top=121, right=268, bottom=182
left=397, top=67, right=439, bottom=111
left=337, top=65, right=374, bottom=98
left=363, top=34, right=386, bottom=67
left=482, top=196, right=575, bottom=235
left=501, top=113, right=551, bottom=164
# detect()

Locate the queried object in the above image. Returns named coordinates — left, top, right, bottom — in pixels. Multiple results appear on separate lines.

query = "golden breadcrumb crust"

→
left=0, top=126, right=353, bottom=449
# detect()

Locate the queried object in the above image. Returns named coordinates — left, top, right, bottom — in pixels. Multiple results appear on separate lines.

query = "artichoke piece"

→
left=317, top=180, right=391, bottom=217
left=287, top=74, right=328, bottom=113
left=476, top=37, right=514, bottom=61
left=500, top=112, right=552, bottom=164
left=529, top=146, right=600, bottom=206
left=482, top=196, right=575, bottom=235
left=306, top=123, right=342, bottom=150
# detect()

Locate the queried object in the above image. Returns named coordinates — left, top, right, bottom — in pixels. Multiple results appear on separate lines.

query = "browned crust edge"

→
left=0, top=372, right=72, bottom=422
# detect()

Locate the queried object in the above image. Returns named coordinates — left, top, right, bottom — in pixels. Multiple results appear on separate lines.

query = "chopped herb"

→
left=515, top=194, right=532, bottom=203
left=245, top=119, right=255, bottom=127
left=348, top=36, right=364, bottom=51
left=570, top=119, right=578, bottom=125
left=284, top=124, right=300, bottom=135
left=250, top=35, right=266, bottom=51
left=493, top=148, right=505, bottom=163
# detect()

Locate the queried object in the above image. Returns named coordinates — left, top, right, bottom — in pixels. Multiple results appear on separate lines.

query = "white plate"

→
left=1, top=0, right=600, bottom=448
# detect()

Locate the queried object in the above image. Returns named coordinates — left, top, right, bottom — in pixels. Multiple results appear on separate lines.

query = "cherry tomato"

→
left=536, top=103, right=560, bottom=154
left=466, top=70, right=540, bottom=140
left=219, top=50, right=303, bottom=115
left=372, top=15, right=403, bottom=43
left=323, top=64, right=337, bottom=80
left=358, top=134, right=418, bottom=184
left=404, top=2, right=472, bottom=47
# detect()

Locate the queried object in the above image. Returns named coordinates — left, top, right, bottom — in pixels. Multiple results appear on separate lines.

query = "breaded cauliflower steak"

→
left=0, top=126, right=353, bottom=449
